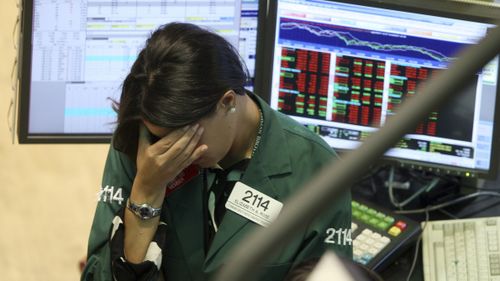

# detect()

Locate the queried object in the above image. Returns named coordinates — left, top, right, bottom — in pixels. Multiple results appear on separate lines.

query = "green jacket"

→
left=82, top=95, right=352, bottom=281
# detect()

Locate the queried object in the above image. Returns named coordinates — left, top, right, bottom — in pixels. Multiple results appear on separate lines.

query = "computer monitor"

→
left=18, top=0, right=264, bottom=143
left=261, top=0, right=500, bottom=178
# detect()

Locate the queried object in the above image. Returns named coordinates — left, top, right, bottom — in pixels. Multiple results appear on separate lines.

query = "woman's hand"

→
left=133, top=123, right=207, bottom=200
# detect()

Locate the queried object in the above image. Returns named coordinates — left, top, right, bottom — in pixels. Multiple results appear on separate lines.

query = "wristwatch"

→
left=126, top=198, right=162, bottom=220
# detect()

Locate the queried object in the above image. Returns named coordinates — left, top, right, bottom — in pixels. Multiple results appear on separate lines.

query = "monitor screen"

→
left=263, top=0, right=500, bottom=178
left=18, top=0, right=263, bottom=143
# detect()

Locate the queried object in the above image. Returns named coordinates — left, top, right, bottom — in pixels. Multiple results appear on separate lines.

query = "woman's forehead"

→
left=143, top=120, right=175, bottom=138
left=142, top=119, right=205, bottom=138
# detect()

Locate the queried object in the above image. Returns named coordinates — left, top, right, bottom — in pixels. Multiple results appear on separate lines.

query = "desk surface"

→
left=352, top=182, right=500, bottom=281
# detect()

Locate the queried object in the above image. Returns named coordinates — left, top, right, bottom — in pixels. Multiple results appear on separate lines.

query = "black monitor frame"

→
left=257, top=0, right=500, bottom=179
left=17, top=0, right=268, bottom=144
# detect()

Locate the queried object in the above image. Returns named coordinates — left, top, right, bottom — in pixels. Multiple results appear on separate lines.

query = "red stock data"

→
left=278, top=47, right=330, bottom=120
left=388, top=64, right=440, bottom=136
left=332, top=55, right=383, bottom=127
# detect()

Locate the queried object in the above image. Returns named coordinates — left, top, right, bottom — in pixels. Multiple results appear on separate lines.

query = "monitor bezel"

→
left=17, top=0, right=114, bottom=144
left=17, top=0, right=268, bottom=144
left=257, top=0, right=500, bottom=179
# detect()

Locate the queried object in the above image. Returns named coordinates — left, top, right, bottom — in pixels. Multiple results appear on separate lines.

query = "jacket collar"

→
left=247, top=93, right=293, bottom=178
left=166, top=92, right=293, bottom=271
left=204, top=93, right=292, bottom=265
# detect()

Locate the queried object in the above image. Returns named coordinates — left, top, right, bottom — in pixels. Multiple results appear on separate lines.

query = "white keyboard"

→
left=422, top=216, right=500, bottom=281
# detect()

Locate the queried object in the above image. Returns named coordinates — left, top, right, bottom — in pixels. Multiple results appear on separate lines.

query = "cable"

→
left=388, top=166, right=441, bottom=209
left=8, top=58, right=18, bottom=134
left=12, top=9, right=19, bottom=50
left=9, top=1, right=21, bottom=145
left=394, top=191, right=500, bottom=214
left=406, top=209, right=429, bottom=281
left=437, top=208, right=459, bottom=219
left=352, top=164, right=388, bottom=197
left=352, top=164, right=386, bottom=185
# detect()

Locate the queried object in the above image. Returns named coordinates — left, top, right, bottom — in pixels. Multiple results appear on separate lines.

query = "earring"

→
left=229, top=107, right=236, bottom=113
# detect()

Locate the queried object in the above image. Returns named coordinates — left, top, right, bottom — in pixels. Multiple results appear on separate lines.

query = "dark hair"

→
left=112, top=22, right=249, bottom=158
left=285, top=258, right=320, bottom=281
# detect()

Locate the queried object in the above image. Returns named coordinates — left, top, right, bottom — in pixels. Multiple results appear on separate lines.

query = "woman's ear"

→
left=219, top=90, right=237, bottom=113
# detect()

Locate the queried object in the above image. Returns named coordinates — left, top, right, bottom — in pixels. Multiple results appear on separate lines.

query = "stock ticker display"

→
left=275, top=17, right=478, bottom=160
left=278, top=47, right=330, bottom=119
left=332, top=55, right=384, bottom=127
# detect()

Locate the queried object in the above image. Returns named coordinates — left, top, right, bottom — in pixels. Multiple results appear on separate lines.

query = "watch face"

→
left=127, top=200, right=160, bottom=220
left=139, top=206, right=152, bottom=219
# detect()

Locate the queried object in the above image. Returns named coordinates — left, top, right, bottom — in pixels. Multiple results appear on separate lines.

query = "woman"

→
left=82, top=22, right=352, bottom=281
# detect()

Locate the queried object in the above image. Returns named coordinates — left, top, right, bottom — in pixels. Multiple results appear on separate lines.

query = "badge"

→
left=165, top=165, right=200, bottom=197
left=225, top=182, right=283, bottom=227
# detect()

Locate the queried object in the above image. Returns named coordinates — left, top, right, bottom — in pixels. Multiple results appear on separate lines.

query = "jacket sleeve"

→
left=285, top=129, right=353, bottom=267
left=292, top=130, right=353, bottom=263
left=81, top=145, right=167, bottom=281
left=267, top=128, right=353, bottom=279
left=296, top=190, right=353, bottom=262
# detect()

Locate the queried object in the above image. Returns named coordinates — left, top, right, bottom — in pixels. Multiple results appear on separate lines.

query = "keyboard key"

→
left=352, top=225, right=358, bottom=232
left=490, top=254, right=500, bottom=269
left=356, top=234, right=367, bottom=242
left=367, top=208, right=377, bottom=216
left=388, top=226, right=401, bottom=237
left=368, top=247, right=380, bottom=256
left=362, top=229, right=373, bottom=236
left=491, top=268, right=500, bottom=276
left=351, top=199, right=420, bottom=271
left=432, top=223, right=443, bottom=230
left=368, top=217, right=380, bottom=226
left=353, top=240, right=361, bottom=248
left=360, top=243, right=369, bottom=252
left=353, top=249, right=362, bottom=259
left=362, top=253, right=373, bottom=263
left=464, top=222, right=475, bottom=231
left=373, top=242, right=385, bottom=250
left=365, top=238, right=375, bottom=245
left=380, top=236, right=391, bottom=245
left=383, top=216, right=395, bottom=225
left=375, top=212, right=386, bottom=219
left=395, top=220, right=407, bottom=231
left=359, top=204, right=368, bottom=212
left=486, top=219, right=497, bottom=226
left=361, top=214, right=370, bottom=223
left=377, top=221, right=391, bottom=230
left=444, top=224, right=454, bottom=236
left=353, top=210, right=362, bottom=219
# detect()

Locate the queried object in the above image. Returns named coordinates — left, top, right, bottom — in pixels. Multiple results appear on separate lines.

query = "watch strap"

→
left=126, top=198, right=162, bottom=220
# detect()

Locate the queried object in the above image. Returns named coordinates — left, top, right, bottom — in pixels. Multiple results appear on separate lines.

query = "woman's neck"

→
left=218, top=94, right=261, bottom=169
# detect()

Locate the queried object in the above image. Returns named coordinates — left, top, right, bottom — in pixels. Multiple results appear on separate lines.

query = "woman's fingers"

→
left=160, top=124, right=201, bottom=161
left=174, top=125, right=204, bottom=163
left=150, top=125, right=190, bottom=155
left=136, top=122, right=206, bottom=191
left=179, top=144, right=208, bottom=170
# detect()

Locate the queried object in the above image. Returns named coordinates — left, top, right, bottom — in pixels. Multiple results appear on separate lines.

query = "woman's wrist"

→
left=130, top=179, right=166, bottom=208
